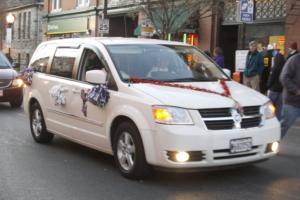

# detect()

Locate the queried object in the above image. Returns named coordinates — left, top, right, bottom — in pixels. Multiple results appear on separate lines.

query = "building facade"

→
left=200, top=0, right=300, bottom=72
left=44, top=0, right=138, bottom=40
left=0, top=0, right=44, bottom=68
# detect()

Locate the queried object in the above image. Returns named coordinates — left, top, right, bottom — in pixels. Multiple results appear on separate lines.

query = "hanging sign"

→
left=240, top=0, right=254, bottom=23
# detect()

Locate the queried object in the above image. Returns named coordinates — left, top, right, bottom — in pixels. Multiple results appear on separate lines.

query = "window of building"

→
left=27, top=12, right=31, bottom=39
left=77, top=0, right=89, bottom=8
left=50, top=48, right=79, bottom=78
left=52, top=0, right=61, bottom=11
left=26, top=54, right=30, bottom=66
left=23, top=12, right=26, bottom=39
left=18, top=13, right=21, bottom=39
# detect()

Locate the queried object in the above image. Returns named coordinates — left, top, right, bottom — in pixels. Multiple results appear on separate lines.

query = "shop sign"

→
left=47, top=18, right=88, bottom=34
left=140, top=18, right=154, bottom=37
left=235, top=50, right=249, bottom=72
left=240, top=0, right=254, bottom=23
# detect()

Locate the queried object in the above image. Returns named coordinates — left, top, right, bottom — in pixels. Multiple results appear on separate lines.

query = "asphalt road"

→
left=1, top=102, right=300, bottom=200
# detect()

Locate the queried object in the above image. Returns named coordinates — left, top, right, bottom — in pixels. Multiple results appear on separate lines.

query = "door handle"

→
left=72, top=88, right=81, bottom=94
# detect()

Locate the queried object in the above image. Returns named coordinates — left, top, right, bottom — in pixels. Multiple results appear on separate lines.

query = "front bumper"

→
left=0, top=87, right=23, bottom=102
left=144, top=117, right=280, bottom=169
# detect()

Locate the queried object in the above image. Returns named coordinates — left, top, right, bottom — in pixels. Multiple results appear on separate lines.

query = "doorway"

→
left=219, top=25, right=238, bottom=73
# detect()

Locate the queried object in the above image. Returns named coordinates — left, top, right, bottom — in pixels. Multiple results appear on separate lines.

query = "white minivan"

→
left=24, top=38, right=280, bottom=179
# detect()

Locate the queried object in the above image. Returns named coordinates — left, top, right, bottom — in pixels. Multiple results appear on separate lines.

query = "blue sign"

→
left=240, top=0, right=254, bottom=22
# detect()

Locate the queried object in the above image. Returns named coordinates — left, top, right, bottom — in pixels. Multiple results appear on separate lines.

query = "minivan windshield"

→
left=106, top=44, right=228, bottom=82
left=0, top=53, right=12, bottom=69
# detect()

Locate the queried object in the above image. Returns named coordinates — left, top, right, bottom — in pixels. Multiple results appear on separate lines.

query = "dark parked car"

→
left=0, top=52, right=23, bottom=108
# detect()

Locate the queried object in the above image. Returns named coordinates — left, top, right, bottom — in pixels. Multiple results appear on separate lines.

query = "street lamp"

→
left=6, top=13, right=15, bottom=58
left=6, top=13, right=15, bottom=24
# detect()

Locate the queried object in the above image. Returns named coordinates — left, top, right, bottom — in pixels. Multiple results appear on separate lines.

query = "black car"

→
left=0, top=52, right=23, bottom=108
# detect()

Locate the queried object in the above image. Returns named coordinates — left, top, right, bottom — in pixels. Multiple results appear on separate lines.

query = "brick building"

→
left=0, top=0, right=44, bottom=68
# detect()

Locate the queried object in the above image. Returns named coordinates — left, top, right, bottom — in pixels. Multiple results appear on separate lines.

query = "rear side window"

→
left=29, top=44, right=55, bottom=72
left=50, top=48, right=79, bottom=79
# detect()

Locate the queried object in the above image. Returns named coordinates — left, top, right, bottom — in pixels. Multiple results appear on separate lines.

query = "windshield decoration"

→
left=129, top=77, right=243, bottom=116
left=20, top=67, right=35, bottom=85
left=49, top=85, right=67, bottom=106
left=80, top=84, right=110, bottom=117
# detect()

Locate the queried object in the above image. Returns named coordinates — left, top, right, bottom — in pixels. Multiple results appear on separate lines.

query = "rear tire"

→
left=113, top=121, right=151, bottom=180
left=30, top=102, right=54, bottom=143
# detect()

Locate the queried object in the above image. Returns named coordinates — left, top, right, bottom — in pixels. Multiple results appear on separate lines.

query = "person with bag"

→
left=243, top=41, right=264, bottom=91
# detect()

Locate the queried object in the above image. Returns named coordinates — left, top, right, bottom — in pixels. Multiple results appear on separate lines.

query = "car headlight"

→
left=152, top=106, right=193, bottom=125
left=261, top=101, right=276, bottom=119
left=12, top=78, right=24, bottom=87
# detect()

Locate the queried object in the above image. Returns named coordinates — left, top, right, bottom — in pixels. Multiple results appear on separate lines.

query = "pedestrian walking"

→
left=280, top=53, right=300, bottom=138
left=243, top=41, right=264, bottom=91
left=267, top=48, right=285, bottom=120
left=213, top=47, right=225, bottom=68
left=287, top=42, right=299, bottom=60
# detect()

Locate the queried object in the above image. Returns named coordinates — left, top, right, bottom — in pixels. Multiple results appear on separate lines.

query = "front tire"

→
left=30, top=102, right=54, bottom=143
left=113, top=121, right=151, bottom=180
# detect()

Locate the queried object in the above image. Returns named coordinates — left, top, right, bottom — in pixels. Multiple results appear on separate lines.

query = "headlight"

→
left=261, top=101, right=276, bottom=119
left=12, top=78, right=24, bottom=87
left=152, top=106, right=193, bottom=125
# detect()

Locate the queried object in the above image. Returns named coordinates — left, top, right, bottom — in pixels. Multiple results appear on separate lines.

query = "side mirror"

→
left=86, top=70, right=107, bottom=85
left=223, top=68, right=231, bottom=78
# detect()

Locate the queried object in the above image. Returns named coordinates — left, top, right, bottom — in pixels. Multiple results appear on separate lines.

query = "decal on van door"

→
left=49, top=85, right=67, bottom=106
left=80, top=84, right=110, bottom=117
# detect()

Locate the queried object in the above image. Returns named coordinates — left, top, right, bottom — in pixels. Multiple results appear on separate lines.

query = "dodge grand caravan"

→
left=24, top=38, right=280, bottom=179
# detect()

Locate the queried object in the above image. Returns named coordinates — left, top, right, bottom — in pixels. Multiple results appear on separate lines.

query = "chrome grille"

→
left=0, top=79, right=11, bottom=88
left=199, top=106, right=262, bottom=130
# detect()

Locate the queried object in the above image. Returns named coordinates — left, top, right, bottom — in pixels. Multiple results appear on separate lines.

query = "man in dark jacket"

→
left=267, top=49, right=285, bottom=120
left=280, top=53, right=300, bottom=138
left=243, top=41, right=264, bottom=91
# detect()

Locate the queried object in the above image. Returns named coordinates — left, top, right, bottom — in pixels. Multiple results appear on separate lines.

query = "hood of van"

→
left=0, top=68, right=17, bottom=80
left=132, top=81, right=269, bottom=109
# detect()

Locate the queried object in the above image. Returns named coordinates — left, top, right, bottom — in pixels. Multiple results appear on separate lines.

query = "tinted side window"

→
left=29, top=44, right=55, bottom=72
left=50, top=48, right=79, bottom=79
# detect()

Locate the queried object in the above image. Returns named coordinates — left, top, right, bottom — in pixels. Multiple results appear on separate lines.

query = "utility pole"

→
left=100, top=0, right=108, bottom=37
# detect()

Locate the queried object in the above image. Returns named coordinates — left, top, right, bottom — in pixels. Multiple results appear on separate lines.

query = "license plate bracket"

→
left=230, top=138, right=252, bottom=154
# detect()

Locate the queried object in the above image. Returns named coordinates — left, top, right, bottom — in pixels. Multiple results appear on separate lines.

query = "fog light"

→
left=271, top=141, right=279, bottom=152
left=175, top=151, right=190, bottom=162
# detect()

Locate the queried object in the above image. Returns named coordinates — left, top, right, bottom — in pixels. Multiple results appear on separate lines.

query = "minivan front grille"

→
left=200, top=106, right=262, bottom=130
left=198, top=108, right=231, bottom=118
left=241, top=117, right=261, bottom=128
left=204, top=120, right=234, bottom=130
left=243, top=106, right=260, bottom=116
left=0, top=79, right=11, bottom=88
